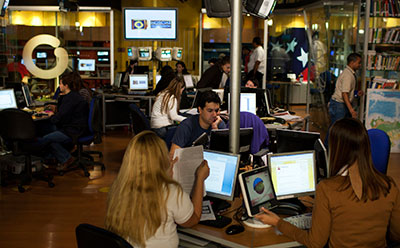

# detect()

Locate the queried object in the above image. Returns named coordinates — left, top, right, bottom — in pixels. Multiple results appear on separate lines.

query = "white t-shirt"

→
left=247, top=45, right=265, bottom=74
left=151, top=92, right=186, bottom=129
left=128, top=185, right=194, bottom=248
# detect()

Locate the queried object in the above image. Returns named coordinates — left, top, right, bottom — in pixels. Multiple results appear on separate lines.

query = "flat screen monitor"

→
left=240, top=87, right=271, bottom=116
left=78, top=59, right=95, bottom=72
left=228, top=93, right=257, bottom=115
left=36, top=52, right=47, bottom=59
left=210, top=128, right=253, bottom=154
left=98, top=57, right=109, bottom=62
left=0, top=89, right=17, bottom=110
left=129, top=74, right=148, bottom=91
left=315, top=138, right=329, bottom=179
left=113, top=72, right=123, bottom=88
left=268, top=150, right=316, bottom=200
left=183, top=75, right=194, bottom=88
left=97, top=51, right=109, bottom=56
left=275, top=129, right=320, bottom=154
left=21, top=84, right=33, bottom=107
left=203, top=150, right=240, bottom=201
left=124, top=8, right=177, bottom=40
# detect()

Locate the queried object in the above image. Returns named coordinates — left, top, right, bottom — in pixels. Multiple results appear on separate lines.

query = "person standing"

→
left=247, top=37, right=265, bottom=84
left=197, top=56, right=230, bottom=89
left=329, top=53, right=363, bottom=124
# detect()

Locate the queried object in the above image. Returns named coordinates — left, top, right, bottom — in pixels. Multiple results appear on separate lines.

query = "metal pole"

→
left=110, top=10, right=114, bottom=91
left=199, top=10, right=204, bottom=75
left=360, top=0, right=370, bottom=122
left=303, top=10, right=312, bottom=131
left=229, top=0, right=242, bottom=154
left=263, top=19, right=268, bottom=89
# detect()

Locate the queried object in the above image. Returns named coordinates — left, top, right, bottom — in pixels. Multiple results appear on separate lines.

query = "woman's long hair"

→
left=328, top=118, right=393, bottom=201
left=160, top=77, right=185, bottom=114
left=105, top=131, right=182, bottom=246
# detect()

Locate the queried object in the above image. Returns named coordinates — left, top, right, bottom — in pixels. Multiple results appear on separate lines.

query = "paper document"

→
left=173, top=145, right=204, bottom=195
left=200, top=200, right=216, bottom=221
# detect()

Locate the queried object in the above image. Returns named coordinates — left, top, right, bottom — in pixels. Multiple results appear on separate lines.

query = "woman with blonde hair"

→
left=257, top=118, right=400, bottom=247
left=151, top=77, right=186, bottom=139
left=105, top=131, right=209, bottom=248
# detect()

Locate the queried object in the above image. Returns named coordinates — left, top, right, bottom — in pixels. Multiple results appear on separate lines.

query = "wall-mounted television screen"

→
left=78, top=59, right=96, bottom=72
left=124, top=8, right=177, bottom=40
left=36, top=52, right=47, bottom=59
left=97, top=51, right=109, bottom=56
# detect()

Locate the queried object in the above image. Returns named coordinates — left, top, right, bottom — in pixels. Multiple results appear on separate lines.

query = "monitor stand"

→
left=243, top=218, right=271, bottom=228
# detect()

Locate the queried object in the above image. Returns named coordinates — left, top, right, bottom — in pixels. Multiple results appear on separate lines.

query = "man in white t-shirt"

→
left=247, top=37, right=265, bottom=84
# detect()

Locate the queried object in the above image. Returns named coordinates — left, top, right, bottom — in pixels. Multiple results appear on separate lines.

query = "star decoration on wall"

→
left=297, top=48, right=308, bottom=68
left=270, top=41, right=282, bottom=52
left=286, top=38, right=298, bottom=53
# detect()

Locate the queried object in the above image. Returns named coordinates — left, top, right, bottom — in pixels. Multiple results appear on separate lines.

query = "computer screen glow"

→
left=0, top=89, right=17, bottom=110
left=129, top=74, right=148, bottom=90
left=78, top=59, right=95, bottom=72
left=161, top=49, right=171, bottom=59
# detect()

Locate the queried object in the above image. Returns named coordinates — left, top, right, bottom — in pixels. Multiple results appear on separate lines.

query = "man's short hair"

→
left=253, top=37, right=262, bottom=45
left=198, top=90, right=221, bottom=109
left=347, top=53, right=361, bottom=65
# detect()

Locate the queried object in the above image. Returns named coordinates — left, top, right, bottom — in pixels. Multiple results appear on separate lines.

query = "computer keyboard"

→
left=283, top=212, right=312, bottom=229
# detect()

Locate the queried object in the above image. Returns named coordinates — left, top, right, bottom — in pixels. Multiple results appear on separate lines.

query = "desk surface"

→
left=178, top=200, right=301, bottom=248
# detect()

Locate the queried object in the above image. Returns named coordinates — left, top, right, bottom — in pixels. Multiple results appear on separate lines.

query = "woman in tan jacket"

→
left=257, top=118, right=400, bottom=247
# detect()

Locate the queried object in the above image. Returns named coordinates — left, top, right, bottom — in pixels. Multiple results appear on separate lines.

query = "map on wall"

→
left=366, top=89, right=400, bottom=153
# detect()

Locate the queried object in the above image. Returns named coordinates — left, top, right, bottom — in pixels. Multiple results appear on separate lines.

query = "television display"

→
left=97, top=51, right=109, bottom=56
left=172, top=47, right=182, bottom=60
left=129, top=74, right=148, bottom=91
left=155, top=48, right=172, bottom=61
left=36, top=52, right=47, bottom=59
left=138, top=47, right=152, bottom=61
left=161, top=50, right=171, bottom=59
left=78, top=59, right=96, bottom=72
left=124, top=8, right=177, bottom=40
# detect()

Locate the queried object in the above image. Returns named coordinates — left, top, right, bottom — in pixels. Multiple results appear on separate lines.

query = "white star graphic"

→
left=297, top=48, right=308, bottom=68
left=286, top=38, right=298, bottom=53
left=270, top=41, right=282, bottom=52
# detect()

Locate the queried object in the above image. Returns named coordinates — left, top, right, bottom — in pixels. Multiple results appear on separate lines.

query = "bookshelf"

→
left=359, top=0, right=400, bottom=120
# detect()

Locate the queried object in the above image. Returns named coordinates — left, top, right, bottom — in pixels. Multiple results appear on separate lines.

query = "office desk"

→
left=269, top=81, right=299, bottom=111
left=178, top=200, right=301, bottom=248
left=101, top=93, right=155, bottom=133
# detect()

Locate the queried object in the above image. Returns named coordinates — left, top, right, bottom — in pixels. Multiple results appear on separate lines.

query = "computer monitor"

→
left=155, top=47, right=172, bottom=61
left=268, top=150, right=317, bottom=200
left=113, top=72, right=123, bottom=88
left=203, top=150, right=240, bottom=201
left=315, top=138, right=329, bottom=179
left=0, top=89, right=17, bottom=110
left=97, top=51, right=109, bottom=56
left=155, top=75, right=162, bottom=85
left=191, top=87, right=212, bottom=109
left=138, top=47, right=152, bottom=61
left=172, top=47, right=182, bottom=60
left=275, top=129, right=320, bottom=154
left=209, top=128, right=253, bottom=153
left=240, top=87, right=271, bottom=116
left=78, top=59, right=96, bottom=72
left=183, top=75, right=194, bottom=89
left=228, top=93, right=257, bottom=115
left=129, top=74, right=148, bottom=91
left=21, top=84, right=33, bottom=107
left=36, top=51, right=47, bottom=59
left=128, top=47, right=138, bottom=60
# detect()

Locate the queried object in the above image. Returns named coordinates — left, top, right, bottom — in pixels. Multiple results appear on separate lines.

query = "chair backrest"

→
left=88, top=95, right=103, bottom=144
left=76, top=223, right=133, bottom=248
left=0, top=108, right=36, bottom=141
left=165, top=126, right=178, bottom=150
left=128, top=103, right=150, bottom=135
left=368, top=129, right=391, bottom=174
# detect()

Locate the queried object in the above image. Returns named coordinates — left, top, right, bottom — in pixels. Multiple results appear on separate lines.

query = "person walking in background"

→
left=247, top=37, right=265, bottom=84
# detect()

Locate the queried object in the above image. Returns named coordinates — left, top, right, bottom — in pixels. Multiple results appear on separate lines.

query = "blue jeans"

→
left=328, top=99, right=351, bottom=125
left=40, top=131, right=72, bottom=164
left=152, top=127, right=168, bottom=140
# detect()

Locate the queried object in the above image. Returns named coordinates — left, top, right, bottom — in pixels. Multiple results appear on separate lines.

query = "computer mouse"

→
left=225, top=224, right=244, bottom=235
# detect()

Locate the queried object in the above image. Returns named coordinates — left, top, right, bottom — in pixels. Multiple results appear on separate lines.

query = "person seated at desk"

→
left=169, top=90, right=226, bottom=159
left=72, top=71, right=92, bottom=104
left=245, top=78, right=259, bottom=88
left=175, top=61, right=189, bottom=78
left=256, top=118, right=400, bottom=248
left=153, top=65, right=176, bottom=96
left=40, top=71, right=89, bottom=169
left=151, top=77, right=186, bottom=139
left=197, top=56, right=230, bottom=89
left=105, top=131, right=209, bottom=248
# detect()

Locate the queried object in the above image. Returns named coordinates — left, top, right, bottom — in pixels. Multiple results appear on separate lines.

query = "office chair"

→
left=128, top=103, right=150, bottom=135
left=368, top=128, right=391, bottom=174
left=60, top=96, right=105, bottom=177
left=76, top=223, right=133, bottom=248
left=0, top=108, right=54, bottom=192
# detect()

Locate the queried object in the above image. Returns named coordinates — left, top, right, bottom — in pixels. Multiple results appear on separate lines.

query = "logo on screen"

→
left=132, top=20, right=148, bottom=30
left=150, top=20, right=171, bottom=29
left=253, top=178, right=265, bottom=194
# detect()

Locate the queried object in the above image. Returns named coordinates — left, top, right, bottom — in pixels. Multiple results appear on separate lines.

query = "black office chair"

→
left=0, top=108, right=54, bottom=192
left=60, top=96, right=105, bottom=177
left=128, top=103, right=150, bottom=135
left=76, top=223, right=133, bottom=248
